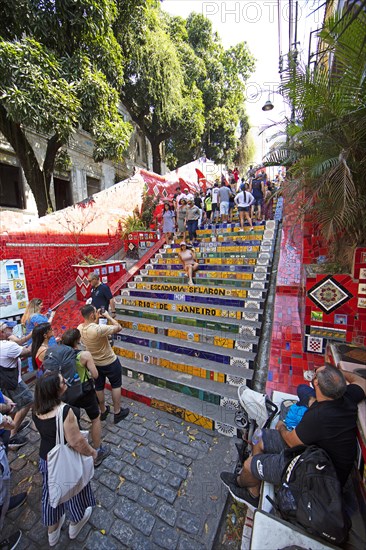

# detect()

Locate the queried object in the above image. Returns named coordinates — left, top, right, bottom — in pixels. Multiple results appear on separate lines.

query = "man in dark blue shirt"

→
left=87, top=272, right=116, bottom=317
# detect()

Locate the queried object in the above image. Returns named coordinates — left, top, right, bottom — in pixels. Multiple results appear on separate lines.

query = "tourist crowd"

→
left=158, top=167, right=277, bottom=246
left=0, top=274, right=128, bottom=548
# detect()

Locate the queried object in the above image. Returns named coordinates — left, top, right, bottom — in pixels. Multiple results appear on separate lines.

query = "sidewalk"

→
left=3, top=396, right=237, bottom=549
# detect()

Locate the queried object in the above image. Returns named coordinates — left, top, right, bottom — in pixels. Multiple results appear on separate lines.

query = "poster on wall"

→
left=0, top=259, right=29, bottom=319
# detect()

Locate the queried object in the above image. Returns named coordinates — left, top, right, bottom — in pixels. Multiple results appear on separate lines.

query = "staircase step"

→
left=132, top=275, right=268, bottom=290
left=117, top=314, right=259, bottom=348
left=120, top=359, right=240, bottom=405
left=154, top=255, right=261, bottom=265
left=141, top=269, right=269, bottom=282
left=122, top=375, right=240, bottom=435
left=115, top=303, right=263, bottom=330
left=115, top=329, right=256, bottom=365
left=114, top=341, right=253, bottom=382
left=117, top=297, right=263, bottom=322
left=128, top=281, right=265, bottom=299
left=120, top=289, right=265, bottom=310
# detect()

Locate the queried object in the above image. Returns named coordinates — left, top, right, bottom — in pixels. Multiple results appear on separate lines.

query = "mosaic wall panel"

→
left=307, top=276, right=352, bottom=314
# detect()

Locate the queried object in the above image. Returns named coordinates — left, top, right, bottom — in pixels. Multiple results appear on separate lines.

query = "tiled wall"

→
left=267, top=194, right=366, bottom=395
left=1, top=232, right=121, bottom=309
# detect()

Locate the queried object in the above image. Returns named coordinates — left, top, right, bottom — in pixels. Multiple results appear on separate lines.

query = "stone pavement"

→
left=3, top=396, right=238, bottom=549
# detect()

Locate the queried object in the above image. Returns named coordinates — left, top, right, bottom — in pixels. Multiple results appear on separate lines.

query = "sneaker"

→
left=17, top=419, right=31, bottom=434
left=8, top=434, right=28, bottom=450
left=100, top=405, right=110, bottom=421
left=94, top=445, right=111, bottom=467
left=8, top=492, right=27, bottom=512
left=48, top=514, right=65, bottom=547
left=69, top=506, right=92, bottom=539
left=220, top=472, right=259, bottom=510
left=188, top=279, right=194, bottom=286
left=114, top=408, right=130, bottom=424
left=0, top=530, right=22, bottom=550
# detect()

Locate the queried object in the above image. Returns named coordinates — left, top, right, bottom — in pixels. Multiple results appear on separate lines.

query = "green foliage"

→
left=265, top=8, right=366, bottom=257
left=117, top=3, right=255, bottom=172
left=120, top=213, right=147, bottom=238
left=0, top=0, right=132, bottom=216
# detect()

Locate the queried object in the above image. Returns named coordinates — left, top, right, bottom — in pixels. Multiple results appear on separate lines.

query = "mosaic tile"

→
left=220, top=397, right=240, bottom=410
left=308, top=276, right=352, bottom=313
left=215, top=422, right=236, bottom=437
left=306, top=335, right=324, bottom=354
left=230, top=357, right=249, bottom=369
left=184, top=410, right=213, bottom=430
left=226, top=375, right=246, bottom=386
left=239, top=326, right=256, bottom=337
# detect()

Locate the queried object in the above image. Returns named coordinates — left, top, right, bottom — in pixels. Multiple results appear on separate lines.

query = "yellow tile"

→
left=184, top=410, right=213, bottom=430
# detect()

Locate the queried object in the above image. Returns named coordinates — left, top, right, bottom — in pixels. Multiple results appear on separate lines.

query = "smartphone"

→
left=100, top=306, right=105, bottom=314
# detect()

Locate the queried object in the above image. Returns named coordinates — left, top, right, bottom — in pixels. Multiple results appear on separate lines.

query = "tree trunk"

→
left=150, top=138, right=162, bottom=175
left=0, top=105, right=63, bottom=216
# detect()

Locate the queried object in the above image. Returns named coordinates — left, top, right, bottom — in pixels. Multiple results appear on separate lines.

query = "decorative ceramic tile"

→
left=215, top=422, right=236, bottom=437
left=255, top=266, right=267, bottom=273
left=358, top=283, right=366, bottom=295
left=76, top=276, right=83, bottom=286
left=236, top=340, right=253, bottom=352
left=334, top=314, right=347, bottom=325
left=156, top=254, right=162, bottom=259
left=151, top=258, right=158, bottom=264
left=309, top=325, right=346, bottom=341
left=306, top=335, right=324, bottom=354
left=220, top=397, right=240, bottom=410
left=253, top=273, right=266, bottom=281
left=257, top=258, right=270, bottom=266
left=226, top=375, right=246, bottom=386
left=259, top=252, right=270, bottom=261
left=248, top=290, right=262, bottom=299
left=264, top=230, right=274, bottom=239
left=140, top=269, right=148, bottom=276
left=266, top=220, right=276, bottom=230
left=239, top=326, right=256, bottom=337
left=310, top=310, right=323, bottom=321
left=80, top=286, right=87, bottom=297
left=262, top=240, right=272, bottom=247
left=242, top=312, right=259, bottom=321
left=127, top=282, right=136, bottom=288
left=135, top=276, right=142, bottom=282
left=230, top=357, right=249, bottom=369
left=308, top=276, right=352, bottom=313
left=121, top=290, right=130, bottom=296
left=251, top=282, right=265, bottom=289
left=246, top=300, right=260, bottom=309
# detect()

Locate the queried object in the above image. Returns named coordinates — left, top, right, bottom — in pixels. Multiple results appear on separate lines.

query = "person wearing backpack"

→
left=220, top=364, right=365, bottom=512
left=60, top=328, right=110, bottom=467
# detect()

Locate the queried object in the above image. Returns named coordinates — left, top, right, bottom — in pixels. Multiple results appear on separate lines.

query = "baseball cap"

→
left=180, top=242, right=187, bottom=247
left=0, top=320, right=17, bottom=331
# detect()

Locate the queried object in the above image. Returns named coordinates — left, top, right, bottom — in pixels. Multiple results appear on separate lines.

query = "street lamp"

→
left=262, top=98, right=274, bottom=111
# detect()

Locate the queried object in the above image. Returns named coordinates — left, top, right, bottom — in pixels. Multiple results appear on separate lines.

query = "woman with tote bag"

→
left=33, top=372, right=97, bottom=546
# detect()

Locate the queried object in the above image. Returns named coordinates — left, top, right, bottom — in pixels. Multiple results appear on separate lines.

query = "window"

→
left=0, top=163, right=25, bottom=209
left=54, top=177, right=72, bottom=210
left=86, top=176, right=100, bottom=197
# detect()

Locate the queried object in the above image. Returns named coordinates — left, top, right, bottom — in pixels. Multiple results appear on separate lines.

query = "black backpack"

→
left=42, top=345, right=82, bottom=404
left=275, top=445, right=351, bottom=546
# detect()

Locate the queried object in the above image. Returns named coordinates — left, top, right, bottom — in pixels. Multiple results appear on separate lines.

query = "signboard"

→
left=0, top=259, right=29, bottom=318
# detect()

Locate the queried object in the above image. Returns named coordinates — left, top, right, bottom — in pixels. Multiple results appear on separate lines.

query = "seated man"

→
left=221, top=365, right=366, bottom=509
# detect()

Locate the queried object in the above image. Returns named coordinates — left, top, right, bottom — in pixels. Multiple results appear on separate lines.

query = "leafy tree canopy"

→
left=0, top=0, right=132, bottom=216
left=265, top=7, right=366, bottom=261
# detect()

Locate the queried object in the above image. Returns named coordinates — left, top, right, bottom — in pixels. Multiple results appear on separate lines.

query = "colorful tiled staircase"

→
left=113, top=219, right=279, bottom=437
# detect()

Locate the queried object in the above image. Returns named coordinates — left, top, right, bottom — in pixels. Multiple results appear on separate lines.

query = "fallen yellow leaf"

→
left=116, top=476, right=125, bottom=490
left=100, top=530, right=106, bottom=535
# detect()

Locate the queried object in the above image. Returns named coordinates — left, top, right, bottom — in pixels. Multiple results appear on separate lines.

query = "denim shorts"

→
left=3, top=379, right=33, bottom=412
left=250, top=429, right=288, bottom=485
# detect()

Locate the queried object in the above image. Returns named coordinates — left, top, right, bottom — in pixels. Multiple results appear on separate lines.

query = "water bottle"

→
left=251, top=428, right=262, bottom=445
